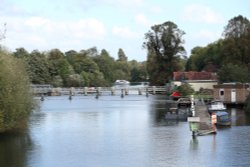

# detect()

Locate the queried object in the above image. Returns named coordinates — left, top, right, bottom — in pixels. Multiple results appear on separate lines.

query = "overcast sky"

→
left=0, top=0, right=249, bottom=61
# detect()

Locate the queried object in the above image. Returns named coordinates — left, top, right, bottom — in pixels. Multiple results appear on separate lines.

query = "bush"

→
left=176, top=83, right=194, bottom=97
left=0, top=50, right=34, bottom=132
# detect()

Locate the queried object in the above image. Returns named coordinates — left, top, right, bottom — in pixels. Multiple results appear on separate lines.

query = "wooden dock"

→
left=194, top=101, right=216, bottom=135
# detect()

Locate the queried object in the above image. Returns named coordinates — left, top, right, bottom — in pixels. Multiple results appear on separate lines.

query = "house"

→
left=171, top=71, right=218, bottom=92
left=213, top=83, right=250, bottom=104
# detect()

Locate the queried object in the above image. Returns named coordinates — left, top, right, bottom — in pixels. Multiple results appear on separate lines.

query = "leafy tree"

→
left=143, top=21, right=186, bottom=85
left=0, top=49, right=33, bottom=132
left=13, top=48, right=29, bottom=59
left=218, top=63, right=249, bottom=83
left=26, top=50, right=51, bottom=84
left=65, top=74, right=84, bottom=87
left=117, top=48, right=128, bottom=61
left=221, top=15, right=250, bottom=65
left=47, top=49, right=74, bottom=86
left=129, top=60, right=148, bottom=82
left=93, top=49, right=115, bottom=85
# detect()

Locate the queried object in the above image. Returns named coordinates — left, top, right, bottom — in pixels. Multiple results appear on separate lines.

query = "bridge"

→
left=31, top=85, right=167, bottom=96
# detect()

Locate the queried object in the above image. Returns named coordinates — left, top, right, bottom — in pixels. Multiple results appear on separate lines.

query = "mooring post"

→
left=121, top=89, right=124, bottom=98
left=146, top=87, right=149, bottom=97
left=95, top=87, right=99, bottom=99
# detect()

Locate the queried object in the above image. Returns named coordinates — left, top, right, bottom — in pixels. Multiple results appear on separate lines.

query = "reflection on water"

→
left=1, top=95, right=250, bottom=167
left=0, top=131, right=33, bottom=167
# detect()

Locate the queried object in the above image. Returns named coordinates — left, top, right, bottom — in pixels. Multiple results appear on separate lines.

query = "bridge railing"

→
left=32, top=86, right=167, bottom=95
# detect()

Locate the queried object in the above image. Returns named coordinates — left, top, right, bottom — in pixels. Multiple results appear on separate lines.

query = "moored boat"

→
left=207, top=100, right=226, bottom=113
left=215, top=111, right=231, bottom=126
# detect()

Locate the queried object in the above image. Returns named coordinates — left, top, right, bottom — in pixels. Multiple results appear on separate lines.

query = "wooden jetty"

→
left=194, top=101, right=216, bottom=136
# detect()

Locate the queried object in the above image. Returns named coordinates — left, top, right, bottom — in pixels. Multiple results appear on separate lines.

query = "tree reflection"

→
left=0, top=131, right=33, bottom=167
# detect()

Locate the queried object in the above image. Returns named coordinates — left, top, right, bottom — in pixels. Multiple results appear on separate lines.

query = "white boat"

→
left=113, top=80, right=130, bottom=87
left=207, top=100, right=226, bottom=113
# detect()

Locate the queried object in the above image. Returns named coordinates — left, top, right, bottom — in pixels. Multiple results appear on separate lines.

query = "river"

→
left=1, top=95, right=250, bottom=167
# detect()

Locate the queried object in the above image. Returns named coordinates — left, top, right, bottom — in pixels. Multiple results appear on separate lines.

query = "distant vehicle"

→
left=207, top=100, right=226, bottom=113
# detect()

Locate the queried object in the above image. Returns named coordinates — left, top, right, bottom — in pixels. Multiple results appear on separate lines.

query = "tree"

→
left=218, top=63, right=249, bottom=83
left=117, top=48, right=128, bottom=61
left=143, top=21, right=186, bottom=85
left=47, top=49, right=74, bottom=86
left=93, top=49, right=115, bottom=85
left=0, top=49, right=33, bottom=132
left=26, top=50, right=51, bottom=84
left=223, top=15, right=250, bottom=39
left=222, top=15, right=250, bottom=65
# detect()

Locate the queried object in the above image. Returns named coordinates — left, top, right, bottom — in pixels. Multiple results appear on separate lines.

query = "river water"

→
left=1, top=95, right=250, bottom=167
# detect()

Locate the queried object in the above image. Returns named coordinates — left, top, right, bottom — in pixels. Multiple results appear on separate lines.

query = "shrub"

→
left=0, top=50, right=33, bottom=132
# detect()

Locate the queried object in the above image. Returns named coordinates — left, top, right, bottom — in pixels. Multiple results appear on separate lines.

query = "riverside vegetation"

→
left=0, top=49, right=33, bottom=132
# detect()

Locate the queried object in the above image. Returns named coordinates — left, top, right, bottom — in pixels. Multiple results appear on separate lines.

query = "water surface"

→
left=1, top=95, right=250, bottom=167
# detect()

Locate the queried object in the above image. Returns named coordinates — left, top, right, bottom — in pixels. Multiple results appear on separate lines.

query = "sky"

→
left=0, top=0, right=249, bottom=61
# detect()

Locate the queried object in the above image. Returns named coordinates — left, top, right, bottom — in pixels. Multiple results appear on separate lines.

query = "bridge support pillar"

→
left=125, top=89, right=128, bottom=95
left=84, top=87, right=88, bottom=96
left=152, top=86, right=156, bottom=95
left=111, top=87, right=115, bottom=95
left=138, top=88, right=142, bottom=95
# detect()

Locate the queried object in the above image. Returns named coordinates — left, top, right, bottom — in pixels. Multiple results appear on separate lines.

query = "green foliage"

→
left=25, top=50, right=51, bottom=84
left=143, top=21, right=186, bottom=85
left=0, top=50, right=33, bottom=132
left=218, top=64, right=249, bottom=83
left=176, top=83, right=194, bottom=96
left=117, top=48, right=128, bottom=62
left=186, top=15, right=250, bottom=84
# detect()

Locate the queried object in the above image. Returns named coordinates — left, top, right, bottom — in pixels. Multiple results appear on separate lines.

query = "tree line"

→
left=144, top=15, right=250, bottom=85
left=13, top=47, right=148, bottom=87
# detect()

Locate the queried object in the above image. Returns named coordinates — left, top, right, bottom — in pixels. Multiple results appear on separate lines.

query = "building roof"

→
left=173, top=71, right=217, bottom=81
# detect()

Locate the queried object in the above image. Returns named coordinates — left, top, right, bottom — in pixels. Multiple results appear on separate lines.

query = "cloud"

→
left=2, top=16, right=106, bottom=51
left=112, top=26, right=139, bottom=39
left=182, top=4, right=224, bottom=24
left=150, top=6, right=163, bottom=14
left=134, top=14, right=151, bottom=27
